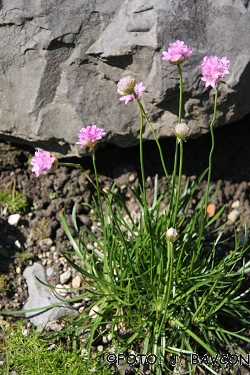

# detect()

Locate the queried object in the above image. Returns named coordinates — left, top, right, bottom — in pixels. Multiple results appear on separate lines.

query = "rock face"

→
left=0, top=0, right=250, bottom=156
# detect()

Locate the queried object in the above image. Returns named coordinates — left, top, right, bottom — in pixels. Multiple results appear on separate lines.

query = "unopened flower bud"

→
left=174, top=123, right=189, bottom=142
left=117, top=76, right=136, bottom=96
left=165, top=227, right=178, bottom=242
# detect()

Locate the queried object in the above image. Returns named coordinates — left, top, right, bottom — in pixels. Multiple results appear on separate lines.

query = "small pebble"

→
left=73, top=302, right=82, bottom=309
left=55, top=284, right=70, bottom=297
left=8, top=214, right=21, bottom=226
left=16, top=266, right=21, bottom=274
left=60, top=269, right=71, bottom=284
left=46, top=267, right=54, bottom=277
left=128, top=173, right=136, bottom=183
left=14, top=240, right=21, bottom=249
left=97, top=345, right=103, bottom=352
left=227, top=209, right=240, bottom=224
left=231, top=200, right=240, bottom=208
left=72, top=275, right=82, bottom=288
left=89, top=305, right=99, bottom=318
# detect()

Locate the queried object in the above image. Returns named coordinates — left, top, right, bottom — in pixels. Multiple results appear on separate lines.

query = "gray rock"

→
left=0, top=1, right=250, bottom=155
left=23, top=262, right=78, bottom=329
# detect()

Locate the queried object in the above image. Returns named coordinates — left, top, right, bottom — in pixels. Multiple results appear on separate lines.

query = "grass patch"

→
left=0, top=185, right=28, bottom=213
left=0, top=320, right=112, bottom=375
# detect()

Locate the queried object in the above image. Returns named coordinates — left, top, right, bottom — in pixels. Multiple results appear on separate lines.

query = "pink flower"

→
left=76, top=125, right=106, bottom=148
left=162, top=40, right=192, bottom=65
left=119, top=82, right=146, bottom=104
left=117, top=76, right=136, bottom=95
left=31, top=149, right=58, bottom=177
left=199, top=55, right=230, bottom=88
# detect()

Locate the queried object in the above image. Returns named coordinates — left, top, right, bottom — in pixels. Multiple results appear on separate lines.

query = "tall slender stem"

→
left=173, top=140, right=183, bottom=227
left=58, top=162, right=97, bottom=189
left=204, top=84, right=219, bottom=212
left=136, top=100, right=169, bottom=180
left=177, top=64, right=183, bottom=123
left=92, top=147, right=104, bottom=222
left=136, top=97, right=146, bottom=196
left=167, top=64, right=183, bottom=226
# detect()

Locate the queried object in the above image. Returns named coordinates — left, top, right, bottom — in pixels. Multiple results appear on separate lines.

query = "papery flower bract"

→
left=119, top=93, right=135, bottom=104
left=199, top=55, right=230, bottom=88
left=31, top=149, right=58, bottom=177
left=76, top=125, right=106, bottom=148
left=134, top=82, right=146, bottom=99
left=119, top=81, right=146, bottom=104
left=174, top=122, right=190, bottom=143
left=117, top=76, right=136, bottom=96
left=162, top=40, right=192, bottom=65
left=165, top=227, right=178, bottom=242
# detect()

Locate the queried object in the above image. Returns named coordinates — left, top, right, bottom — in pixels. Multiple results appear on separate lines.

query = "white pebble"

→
left=227, top=209, right=240, bottom=224
left=55, top=284, right=70, bottom=297
left=8, top=214, right=21, bottom=226
left=46, top=267, right=54, bottom=277
left=59, top=269, right=71, bottom=284
left=231, top=200, right=240, bottom=208
left=72, top=275, right=82, bottom=288
left=14, top=240, right=21, bottom=249
left=128, top=173, right=136, bottom=182
left=89, top=305, right=99, bottom=318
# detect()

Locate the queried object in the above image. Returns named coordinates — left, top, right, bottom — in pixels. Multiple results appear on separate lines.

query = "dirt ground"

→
left=1, top=113, right=250, bottom=374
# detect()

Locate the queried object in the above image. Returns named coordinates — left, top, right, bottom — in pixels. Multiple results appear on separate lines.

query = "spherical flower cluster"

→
left=76, top=125, right=106, bottom=148
left=174, top=123, right=190, bottom=143
left=117, top=75, right=136, bottom=96
left=199, top=55, right=230, bottom=88
left=162, top=40, right=192, bottom=65
left=165, top=227, right=178, bottom=242
left=31, top=149, right=58, bottom=177
left=118, top=76, right=146, bottom=105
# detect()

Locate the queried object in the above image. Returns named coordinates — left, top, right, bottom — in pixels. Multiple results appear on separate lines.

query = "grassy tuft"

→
left=0, top=320, right=112, bottom=375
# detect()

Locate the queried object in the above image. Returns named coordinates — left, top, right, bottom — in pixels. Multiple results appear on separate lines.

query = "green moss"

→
left=0, top=320, right=113, bottom=375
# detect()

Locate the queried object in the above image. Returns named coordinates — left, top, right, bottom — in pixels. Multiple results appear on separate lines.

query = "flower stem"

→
left=136, top=100, right=169, bottom=180
left=92, top=148, right=101, bottom=204
left=136, top=97, right=146, bottom=196
left=58, top=162, right=97, bottom=189
left=177, top=64, right=183, bottom=123
left=172, top=139, right=183, bottom=227
left=204, top=83, right=219, bottom=213
left=167, top=64, right=183, bottom=227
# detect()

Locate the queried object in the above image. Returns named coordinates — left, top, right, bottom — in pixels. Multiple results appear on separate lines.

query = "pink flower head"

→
left=199, top=55, right=230, bottom=88
left=76, top=125, right=106, bottom=148
left=119, top=81, right=146, bottom=104
left=162, top=40, right=192, bottom=65
left=31, top=149, right=58, bottom=177
left=117, top=76, right=136, bottom=95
